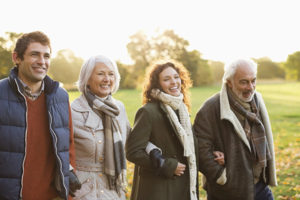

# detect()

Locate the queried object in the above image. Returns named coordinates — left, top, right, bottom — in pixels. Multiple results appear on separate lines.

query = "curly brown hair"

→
left=142, top=60, right=192, bottom=111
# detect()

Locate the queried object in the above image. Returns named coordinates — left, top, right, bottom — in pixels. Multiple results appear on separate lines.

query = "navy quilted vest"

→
left=0, top=67, right=70, bottom=200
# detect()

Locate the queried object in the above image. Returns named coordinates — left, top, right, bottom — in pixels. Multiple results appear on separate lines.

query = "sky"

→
left=1, top=0, right=300, bottom=64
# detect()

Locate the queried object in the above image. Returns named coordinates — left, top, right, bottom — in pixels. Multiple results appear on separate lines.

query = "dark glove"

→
left=69, top=170, right=81, bottom=197
left=149, top=149, right=165, bottom=174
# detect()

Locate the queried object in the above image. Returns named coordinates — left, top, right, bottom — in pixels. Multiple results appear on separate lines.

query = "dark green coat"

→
left=126, top=102, right=199, bottom=200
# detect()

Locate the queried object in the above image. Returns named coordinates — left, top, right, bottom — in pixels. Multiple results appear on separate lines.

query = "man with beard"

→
left=193, top=58, right=277, bottom=200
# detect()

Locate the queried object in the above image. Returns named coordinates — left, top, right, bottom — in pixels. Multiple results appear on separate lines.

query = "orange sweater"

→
left=22, top=93, right=75, bottom=200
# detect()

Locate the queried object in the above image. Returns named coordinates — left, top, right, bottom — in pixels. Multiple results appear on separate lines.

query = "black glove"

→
left=149, top=149, right=165, bottom=174
left=69, top=170, right=81, bottom=197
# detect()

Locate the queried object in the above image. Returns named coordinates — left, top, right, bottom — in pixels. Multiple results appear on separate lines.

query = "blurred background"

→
left=1, top=0, right=300, bottom=88
left=1, top=0, right=299, bottom=199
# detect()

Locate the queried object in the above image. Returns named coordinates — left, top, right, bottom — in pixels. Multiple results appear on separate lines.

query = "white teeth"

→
left=34, top=67, right=46, bottom=71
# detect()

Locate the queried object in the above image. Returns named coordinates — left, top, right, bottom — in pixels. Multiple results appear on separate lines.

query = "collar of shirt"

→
left=18, top=78, right=45, bottom=100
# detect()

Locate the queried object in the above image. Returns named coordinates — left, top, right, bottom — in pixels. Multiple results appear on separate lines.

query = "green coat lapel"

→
left=159, top=102, right=184, bottom=148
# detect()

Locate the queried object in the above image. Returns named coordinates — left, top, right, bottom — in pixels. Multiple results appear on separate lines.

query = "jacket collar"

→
left=71, top=94, right=91, bottom=112
left=220, top=84, right=277, bottom=185
left=71, top=95, right=99, bottom=129
left=220, top=83, right=252, bottom=151
left=8, top=66, right=59, bottom=96
left=72, top=94, right=119, bottom=130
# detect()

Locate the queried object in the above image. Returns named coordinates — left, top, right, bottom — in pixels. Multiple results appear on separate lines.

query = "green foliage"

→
left=254, top=57, right=285, bottom=79
left=126, top=30, right=213, bottom=87
left=257, top=82, right=300, bottom=199
left=117, top=61, right=137, bottom=89
left=127, top=30, right=189, bottom=68
left=0, top=49, right=13, bottom=79
left=0, top=32, right=23, bottom=79
left=179, top=50, right=212, bottom=86
left=284, top=51, right=300, bottom=81
left=68, top=82, right=300, bottom=199
left=154, top=30, right=189, bottom=61
left=127, top=31, right=151, bottom=69
left=49, top=49, right=84, bottom=86
left=209, top=60, right=224, bottom=83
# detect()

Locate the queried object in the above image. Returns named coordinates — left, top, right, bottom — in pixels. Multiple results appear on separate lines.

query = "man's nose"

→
left=37, top=55, right=46, bottom=65
left=247, top=82, right=255, bottom=90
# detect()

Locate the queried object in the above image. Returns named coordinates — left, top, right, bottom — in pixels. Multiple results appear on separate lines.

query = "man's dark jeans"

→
left=255, top=180, right=274, bottom=200
left=206, top=180, right=274, bottom=200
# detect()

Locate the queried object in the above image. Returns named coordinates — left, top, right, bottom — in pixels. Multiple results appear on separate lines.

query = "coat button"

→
left=98, top=140, right=102, bottom=144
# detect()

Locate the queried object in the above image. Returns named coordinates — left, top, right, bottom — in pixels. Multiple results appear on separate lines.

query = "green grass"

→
left=68, top=82, right=300, bottom=200
left=256, top=82, right=300, bottom=200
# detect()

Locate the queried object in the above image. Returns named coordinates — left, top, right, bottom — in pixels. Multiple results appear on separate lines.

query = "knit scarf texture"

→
left=227, top=87, right=271, bottom=167
left=84, top=90, right=127, bottom=195
left=151, top=89, right=197, bottom=200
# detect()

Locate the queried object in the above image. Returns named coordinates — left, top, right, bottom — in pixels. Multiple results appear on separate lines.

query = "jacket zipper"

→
left=48, top=112, right=68, bottom=199
left=14, top=79, right=27, bottom=199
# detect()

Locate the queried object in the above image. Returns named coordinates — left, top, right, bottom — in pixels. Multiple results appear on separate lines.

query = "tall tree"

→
left=49, top=49, right=84, bottom=87
left=0, top=32, right=23, bottom=79
left=126, top=30, right=212, bottom=87
left=117, top=61, right=136, bottom=89
left=284, top=51, right=300, bottom=81
left=153, top=30, right=189, bottom=61
left=254, top=57, right=285, bottom=79
left=127, top=31, right=152, bottom=69
left=179, top=50, right=212, bottom=86
left=127, top=30, right=189, bottom=69
left=209, top=60, right=224, bottom=83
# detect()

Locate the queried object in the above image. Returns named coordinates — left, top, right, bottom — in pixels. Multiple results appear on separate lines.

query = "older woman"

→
left=126, top=60, right=198, bottom=200
left=71, top=55, right=130, bottom=200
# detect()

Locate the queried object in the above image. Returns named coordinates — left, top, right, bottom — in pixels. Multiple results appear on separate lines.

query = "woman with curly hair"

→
left=126, top=60, right=198, bottom=200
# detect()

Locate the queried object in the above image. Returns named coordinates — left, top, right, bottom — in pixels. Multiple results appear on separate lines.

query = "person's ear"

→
left=12, top=52, right=20, bottom=65
left=227, top=79, right=233, bottom=89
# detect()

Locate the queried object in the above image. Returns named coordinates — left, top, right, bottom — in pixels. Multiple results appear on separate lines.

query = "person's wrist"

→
left=150, top=149, right=165, bottom=172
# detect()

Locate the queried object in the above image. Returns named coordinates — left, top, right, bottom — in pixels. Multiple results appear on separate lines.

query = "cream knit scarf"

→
left=151, top=89, right=197, bottom=200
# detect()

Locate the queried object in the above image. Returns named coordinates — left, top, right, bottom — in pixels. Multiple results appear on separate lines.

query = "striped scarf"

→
left=84, top=90, right=127, bottom=195
left=227, top=87, right=271, bottom=167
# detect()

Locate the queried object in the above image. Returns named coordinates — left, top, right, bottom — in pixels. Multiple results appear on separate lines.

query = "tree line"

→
left=1, top=30, right=299, bottom=90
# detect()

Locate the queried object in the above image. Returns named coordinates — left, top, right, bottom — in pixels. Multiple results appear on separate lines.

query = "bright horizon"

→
left=1, top=0, right=300, bottom=64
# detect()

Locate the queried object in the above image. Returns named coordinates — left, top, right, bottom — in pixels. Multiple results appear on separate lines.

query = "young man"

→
left=194, top=59, right=277, bottom=200
left=0, top=31, right=81, bottom=200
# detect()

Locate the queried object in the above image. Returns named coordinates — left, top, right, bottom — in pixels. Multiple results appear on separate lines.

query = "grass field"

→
left=68, top=82, right=300, bottom=200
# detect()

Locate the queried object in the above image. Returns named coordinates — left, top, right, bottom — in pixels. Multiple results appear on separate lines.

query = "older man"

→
left=193, top=59, right=277, bottom=200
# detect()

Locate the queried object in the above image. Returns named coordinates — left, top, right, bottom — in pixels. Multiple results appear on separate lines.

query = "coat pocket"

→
left=73, top=172, right=94, bottom=199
